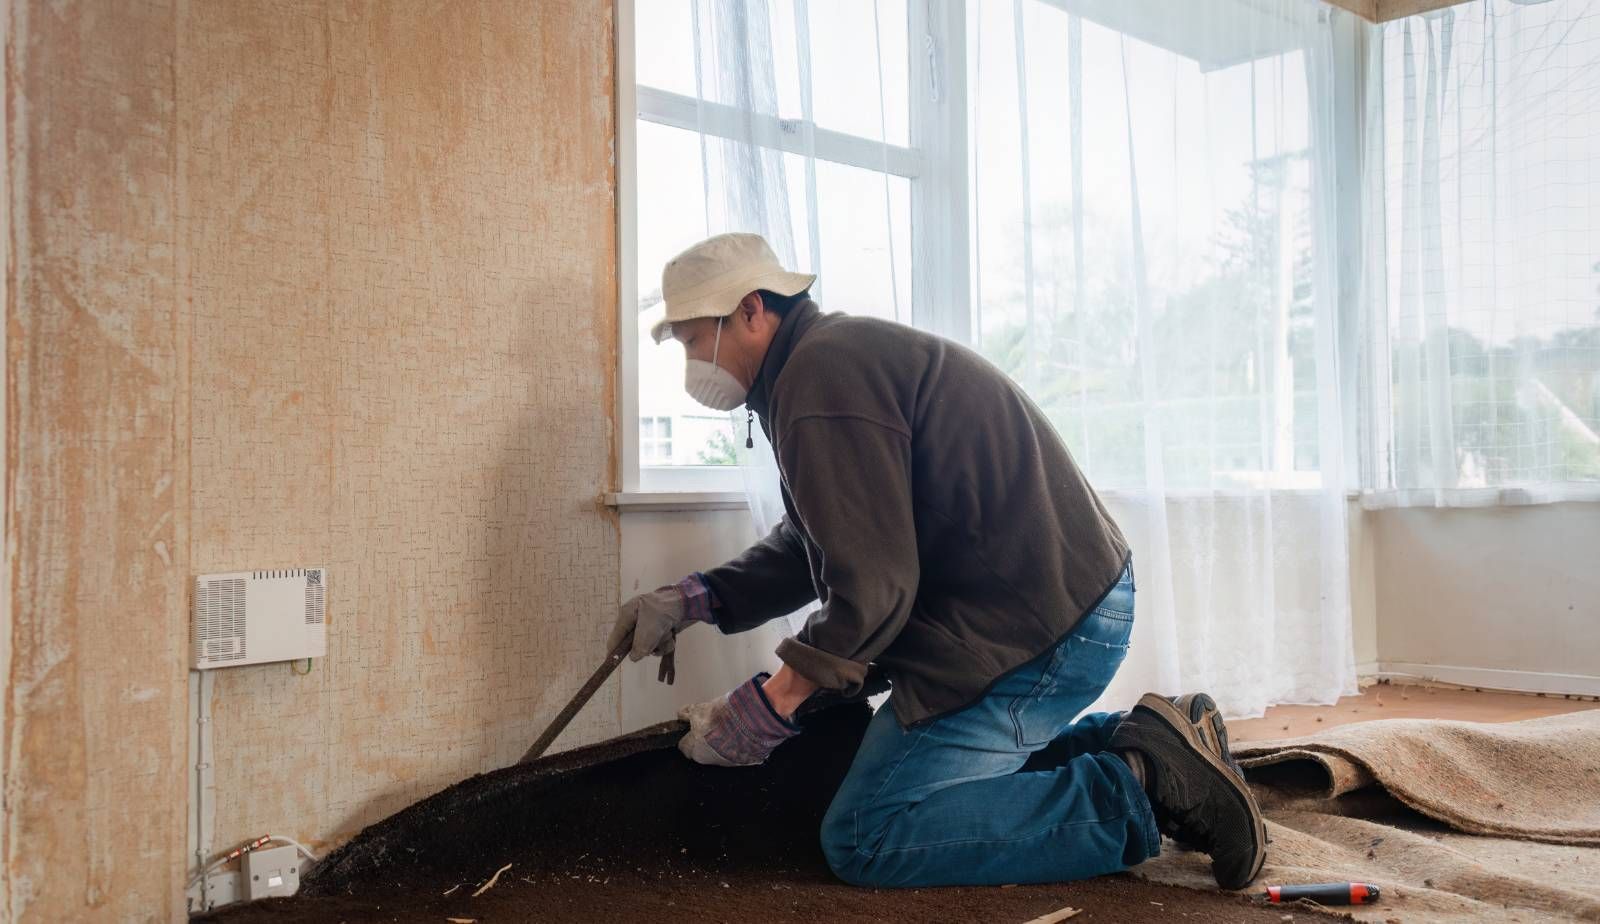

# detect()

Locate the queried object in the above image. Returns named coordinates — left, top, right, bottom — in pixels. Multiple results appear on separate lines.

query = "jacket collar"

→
left=744, top=299, right=821, bottom=420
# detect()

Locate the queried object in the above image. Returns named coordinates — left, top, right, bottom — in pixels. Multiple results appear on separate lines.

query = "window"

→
left=620, top=0, right=1595, bottom=507
left=967, top=1, right=1342, bottom=494
left=1362, top=0, right=1600, bottom=504
left=619, top=0, right=962, bottom=493
left=620, top=0, right=1335, bottom=498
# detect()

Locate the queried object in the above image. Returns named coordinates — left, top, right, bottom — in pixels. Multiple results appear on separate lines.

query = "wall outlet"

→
left=242, top=845, right=301, bottom=901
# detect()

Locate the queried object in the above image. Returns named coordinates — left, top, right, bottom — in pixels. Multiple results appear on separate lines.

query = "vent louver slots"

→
left=305, top=569, right=325, bottom=625
left=194, top=577, right=247, bottom=662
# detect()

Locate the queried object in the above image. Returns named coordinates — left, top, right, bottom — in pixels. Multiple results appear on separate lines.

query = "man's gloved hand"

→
left=677, top=673, right=802, bottom=767
left=609, top=576, right=718, bottom=685
left=609, top=586, right=686, bottom=662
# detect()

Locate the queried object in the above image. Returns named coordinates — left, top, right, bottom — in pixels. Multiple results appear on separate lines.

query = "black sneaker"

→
left=1159, top=693, right=1250, bottom=847
left=1110, top=693, right=1268, bottom=890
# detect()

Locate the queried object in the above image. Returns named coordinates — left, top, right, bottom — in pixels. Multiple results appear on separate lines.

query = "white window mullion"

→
left=908, top=0, right=971, bottom=343
left=636, top=86, right=925, bottom=179
left=793, top=0, right=823, bottom=285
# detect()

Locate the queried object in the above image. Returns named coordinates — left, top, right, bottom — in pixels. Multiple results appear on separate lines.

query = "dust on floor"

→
left=1231, top=681, right=1600, bottom=742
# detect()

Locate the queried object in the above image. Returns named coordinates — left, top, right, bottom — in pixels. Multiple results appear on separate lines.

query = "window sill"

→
left=603, top=491, right=750, bottom=513
left=1357, top=485, right=1600, bottom=510
left=604, top=487, right=1363, bottom=513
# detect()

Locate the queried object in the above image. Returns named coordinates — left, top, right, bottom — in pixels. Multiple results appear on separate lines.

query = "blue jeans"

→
left=820, top=564, right=1158, bottom=887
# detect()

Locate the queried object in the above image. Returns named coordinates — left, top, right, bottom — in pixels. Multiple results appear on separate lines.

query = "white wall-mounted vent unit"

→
left=192, top=567, right=327, bottom=670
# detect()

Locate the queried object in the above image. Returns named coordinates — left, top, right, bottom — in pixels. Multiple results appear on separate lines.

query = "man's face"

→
left=671, top=316, right=725, bottom=367
left=669, top=292, right=783, bottom=392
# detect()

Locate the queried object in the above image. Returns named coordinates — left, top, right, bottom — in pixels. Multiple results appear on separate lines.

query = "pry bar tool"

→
left=519, top=632, right=643, bottom=765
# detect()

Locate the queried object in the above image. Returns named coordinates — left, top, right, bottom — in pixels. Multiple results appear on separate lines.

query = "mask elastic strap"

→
left=710, top=316, right=724, bottom=365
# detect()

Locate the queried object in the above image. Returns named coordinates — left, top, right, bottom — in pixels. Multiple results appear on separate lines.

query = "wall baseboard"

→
left=1373, top=661, right=1600, bottom=698
left=1354, top=660, right=1380, bottom=679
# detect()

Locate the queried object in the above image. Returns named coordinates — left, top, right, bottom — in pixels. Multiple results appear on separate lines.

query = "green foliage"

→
left=979, top=159, right=1317, bottom=487
left=977, top=156, right=1600, bottom=488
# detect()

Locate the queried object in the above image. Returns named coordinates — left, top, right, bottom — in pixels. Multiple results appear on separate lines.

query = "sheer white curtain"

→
left=673, top=0, right=912, bottom=319
left=672, top=0, right=909, bottom=632
left=673, top=0, right=1358, bottom=717
left=972, top=0, right=1356, bottom=717
left=690, top=0, right=818, bottom=597
left=688, top=0, right=804, bottom=281
left=1360, top=0, right=1600, bottom=508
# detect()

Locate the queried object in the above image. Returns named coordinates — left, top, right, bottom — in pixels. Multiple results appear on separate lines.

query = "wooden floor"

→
left=1229, top=681, right=1600, bottom=743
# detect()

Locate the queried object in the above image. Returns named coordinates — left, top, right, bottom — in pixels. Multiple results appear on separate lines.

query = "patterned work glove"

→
left=677, top=673, right=802, bottom=767
left=608, top=575, right=717, bottom=683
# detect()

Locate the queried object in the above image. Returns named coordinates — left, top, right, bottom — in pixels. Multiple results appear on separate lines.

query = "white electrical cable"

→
left=187, top=835, right=320, bottom=889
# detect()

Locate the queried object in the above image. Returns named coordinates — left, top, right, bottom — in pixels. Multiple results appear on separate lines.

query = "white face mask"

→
left=684, top=317, right=747, bottom=411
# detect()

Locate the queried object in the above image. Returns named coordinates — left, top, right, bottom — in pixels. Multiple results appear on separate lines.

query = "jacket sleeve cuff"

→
left=677, top=573, right=719, bottom=625
left=775, top=636, right=867, bottom=696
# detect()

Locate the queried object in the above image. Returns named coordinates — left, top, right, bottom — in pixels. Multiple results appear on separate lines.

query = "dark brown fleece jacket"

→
left=702, top=300, right=1130, bottom=727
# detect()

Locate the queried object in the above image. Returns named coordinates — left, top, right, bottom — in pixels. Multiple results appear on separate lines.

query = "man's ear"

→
left=738, top=291, right=764, bottom=328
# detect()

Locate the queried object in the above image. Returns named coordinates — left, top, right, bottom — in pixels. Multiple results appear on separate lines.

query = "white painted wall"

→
left=1348, top=501, right=1381, bottom=672
left=614, top=508, right=792, bottom=731
left=1369, top=502, right=1600, bottom=690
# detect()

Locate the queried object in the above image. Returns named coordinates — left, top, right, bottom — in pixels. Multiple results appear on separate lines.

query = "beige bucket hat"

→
left=650, top=232, right=816, bottom=344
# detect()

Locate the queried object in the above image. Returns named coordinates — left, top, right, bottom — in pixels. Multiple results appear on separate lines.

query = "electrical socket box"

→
left=242, top=845, right=301, bottom=901
left=192, top=568, right=326, bottom=669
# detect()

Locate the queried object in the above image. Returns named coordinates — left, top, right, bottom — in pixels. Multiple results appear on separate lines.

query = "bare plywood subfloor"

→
left=1230, top=682, right=1600, bottom=743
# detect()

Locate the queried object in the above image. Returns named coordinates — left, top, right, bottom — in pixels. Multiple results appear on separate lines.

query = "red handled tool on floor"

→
left=1264, top=882, right=1380, bottom=905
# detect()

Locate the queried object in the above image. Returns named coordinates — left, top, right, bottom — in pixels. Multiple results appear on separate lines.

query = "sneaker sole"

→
left=1173, top=692, right=1245, bottom=782
left=1134, top=693, right=1268, bottom=888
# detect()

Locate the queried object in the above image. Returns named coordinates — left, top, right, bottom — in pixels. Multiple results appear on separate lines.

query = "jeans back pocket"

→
left=1009, top=611, right=1134, bottom=748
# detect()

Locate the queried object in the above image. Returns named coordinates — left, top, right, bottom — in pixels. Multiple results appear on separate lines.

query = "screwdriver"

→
left=1264, top=882, right=1381, bottom=905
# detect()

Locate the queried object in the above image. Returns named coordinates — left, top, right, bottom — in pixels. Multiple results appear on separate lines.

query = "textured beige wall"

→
left=5, top=1, right=618, bottom=919
left=184, top=0, right=621, bottom=863
left=3, top=2, right=189, bottom=919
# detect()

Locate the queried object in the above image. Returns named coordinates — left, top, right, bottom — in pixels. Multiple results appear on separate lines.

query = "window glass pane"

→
left=632, top=3, right=915, bottom=474
left=636, top=120, right=710, bottom=300
left=640, top=417, right=675, bottom=465
left=814, top=162, right=911, bottom=323
left=970, top=2, right=1324, bottom=492
left=808, top=0, right=910, bottom=146
left=635, top=121, right=738, bottom=468
left=639, top=0, right=910, bottom=148
left=635, top=1, right=696, bottom=95
left=1376, top=0, right=1600, bottom=490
